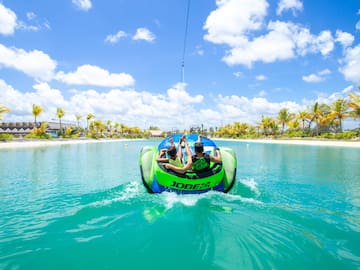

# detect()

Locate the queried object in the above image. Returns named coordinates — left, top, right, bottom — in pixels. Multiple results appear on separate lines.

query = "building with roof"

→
left=0, top=122, right=75, bottom=136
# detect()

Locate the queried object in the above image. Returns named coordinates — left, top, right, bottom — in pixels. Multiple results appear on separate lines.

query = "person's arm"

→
left=176, top=136, right=184, bottom=161
left=165, top=159, right=192, bottom=173
left=165, top=142, right=193, bottom=173
left=157, top=149, right=169, bottom=162
left=209, top=148, right=222, bottom=163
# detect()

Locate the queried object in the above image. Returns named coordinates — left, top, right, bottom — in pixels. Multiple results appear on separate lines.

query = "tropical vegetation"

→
left=0, top=105, right=10, bottom=121
left=211, top=88, right=360, bottom=140
left=0, top=87, right=359, bottom=141
left=32, top=104, right=44, bottom=126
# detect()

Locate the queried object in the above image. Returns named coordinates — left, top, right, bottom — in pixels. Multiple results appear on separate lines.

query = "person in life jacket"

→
left=157, top=135, right=191, bottom=168
left=164, top=135, right=221, bottom=174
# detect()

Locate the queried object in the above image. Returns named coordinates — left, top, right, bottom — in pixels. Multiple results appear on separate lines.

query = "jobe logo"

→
left=170, top=181, right=211, bottom=190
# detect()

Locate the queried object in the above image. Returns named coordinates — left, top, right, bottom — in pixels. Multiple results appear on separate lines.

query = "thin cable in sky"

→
left=181, top=0, right=191, bottom=83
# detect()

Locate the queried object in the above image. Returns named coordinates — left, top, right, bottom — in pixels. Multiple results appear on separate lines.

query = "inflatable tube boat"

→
left=139, top=134, right=237, bottom=194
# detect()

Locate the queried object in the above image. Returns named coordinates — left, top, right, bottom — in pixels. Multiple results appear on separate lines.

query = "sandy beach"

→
left=0, top=138, right=142, bottom=149
left=1, top=137, right=360, bottom=149
left=213, top=138, right=360, bottom=148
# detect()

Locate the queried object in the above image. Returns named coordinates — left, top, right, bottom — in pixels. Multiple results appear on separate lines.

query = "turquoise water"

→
left=0, top=140, right=359, bottom=270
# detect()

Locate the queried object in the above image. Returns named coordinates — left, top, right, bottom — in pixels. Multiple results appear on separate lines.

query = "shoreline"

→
left=0, top=137, right=360, bottom=149
left=213, top=138, right=360, bottom=148
left=0, top=138, right=144, bottom=149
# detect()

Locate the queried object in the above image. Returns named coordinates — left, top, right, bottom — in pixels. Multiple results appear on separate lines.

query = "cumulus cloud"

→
left=0, top=80, right=67, bottom=120
left=0, top=79, right=205, bottom=129
left=55, top=65, right=135, bottom=88
left=0, top=44, right=57, bottom=81
left=339, top=44, right=360, bottom=84
left=276, top=0, right=303, bottom=16
left=1, top=77, right=355, bottom=129
left=204, top=0, right=268, bottom=46
left=203, top=0, right=336, bottom=67
left=215, top=95, right=303, bottom=124
left=335, top=30, right=354, bottom=48
left=132, top=28, right=155, bottom=42
left=72, top=0, right=92, bottom=11
left=302, top=69, right=331, bottom=83
left=0, top=3, right=17, bottom=35
left=105, top=30, right=127, bottom=44
left=0, top=43, right=135, bottom=88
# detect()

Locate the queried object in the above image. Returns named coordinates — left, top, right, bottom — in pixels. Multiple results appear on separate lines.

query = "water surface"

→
left=0, top=140, right=359, bottom=269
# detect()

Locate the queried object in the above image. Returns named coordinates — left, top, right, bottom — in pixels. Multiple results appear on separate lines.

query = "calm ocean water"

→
left=0, top=139, right=359, bottom=270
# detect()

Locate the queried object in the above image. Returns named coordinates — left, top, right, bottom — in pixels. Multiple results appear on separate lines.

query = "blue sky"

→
left=0, top=0, right=359, bottom=130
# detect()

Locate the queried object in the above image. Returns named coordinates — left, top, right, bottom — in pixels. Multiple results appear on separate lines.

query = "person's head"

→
left=167, top=145, right=177, bottom=158
left=194, top=142, right=204, bottom=154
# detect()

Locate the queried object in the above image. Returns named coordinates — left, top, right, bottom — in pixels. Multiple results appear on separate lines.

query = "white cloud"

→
left=105, top=30, right=127, bottom=44
left=55, top=65, right=135, bottom=88
left=204, top=0, right=268, bottom=46
left=0, top=3, right=17, bottom=35
left=0, top=79, right=205, bottom=129
left=276, top=0, right=303, bottom=16
left=215, top=95, right=303, bottom=124
left=0, top=44, right=57, bottom=81
left=72, top=0, right=92, bottom=11
left=1, top=78, right=354, bottom=130
left=302, top=69, right=331, bottom=83
left=256, top=75, right=267, bottom=81
left=335, top=30, right=354, bottom=48
left=341, top=85, right=354, bottom=94
left=204, top=1, right=335, bottom=67
left=132, top=28, right=155, bottom=42
left=16, top=11, right=50, bottom=32
left=318, top=69, right=331, bottom=76
left=356, top=21, right=360, bottom=31
left=0, top=43, right=134, bottom=88
left=222, top=21, right=297, bottom=67
left=302, top=74, right=322, bottom=83
left=339, top=44, right=360, bottom=84
left=316, top=31, right=334, bottom=55
left=0, top=80, right=67, bottom=121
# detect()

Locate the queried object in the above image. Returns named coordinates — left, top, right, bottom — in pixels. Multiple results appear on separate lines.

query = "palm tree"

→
left=308, top=102, right=330, bottom=136
left=259, top=116, right=276, bottom=136
left=75, top=114, right=82, bottom=128
left=278, top=108, right=293, bottom=134
left=32, top=104, right=44, bottom=126
left=90, top=119, right=105, bottom=137
left=120, top=123, right=126, bottom=136
left=56, top=108, right=65, bottom=135
left=297, top=111, right=310, bottom=131
left=0, top=105, right=10, bottom=121
left=114, top=122, right=120, bottom=136
left=287, top=119, right=300, bottom=130
left=86, top=113, right=94, bottom=132
left=322, top=99, right=349, bottom=133
left=106, top=120, right=112, bottom=133
left=348, top=87, right=360, bottom=123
